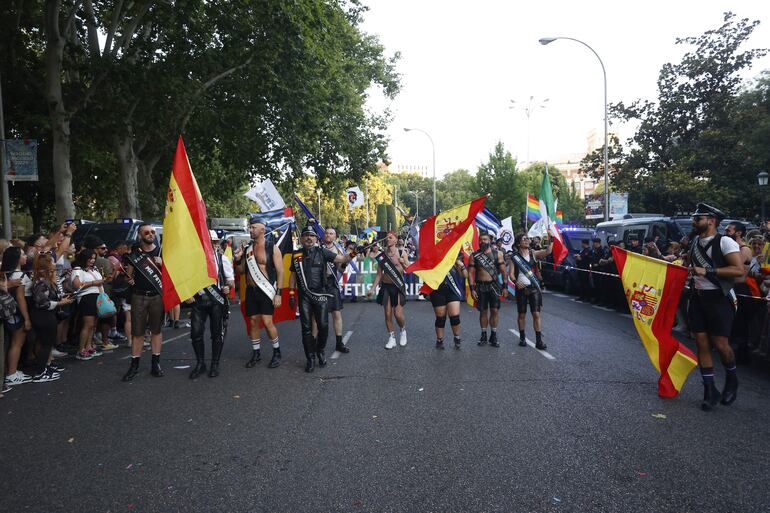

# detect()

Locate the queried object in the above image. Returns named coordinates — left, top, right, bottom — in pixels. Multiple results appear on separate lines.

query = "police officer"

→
left=626, top=234, right=643, bottom=254
left=289, top=224, right=357, bottom=373
left=589, top=238, right=609, bottom=305
left=687, top=203, right=744, bottom=411
left=575, top=239, right=591, bottom=301
left=186, top=231, right=235, bottom=379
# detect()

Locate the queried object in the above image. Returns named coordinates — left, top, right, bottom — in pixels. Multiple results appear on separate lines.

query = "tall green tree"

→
left=476, top=142, right=522, bottom=219
left=581, top=12, right=769, bottom=217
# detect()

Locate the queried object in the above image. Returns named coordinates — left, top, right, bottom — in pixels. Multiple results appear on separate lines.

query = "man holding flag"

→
left=469, top=231, right=507, bottom=347
left=234, top=216, right=284, bottom=369
left=367, top=231, right=411, bottom=349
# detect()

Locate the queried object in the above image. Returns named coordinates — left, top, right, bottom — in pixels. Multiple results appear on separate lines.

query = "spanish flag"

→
left=407, top=196, right=487, bottom=290
left=612, top=246, right=698, bottom=398
left=161, top=136, right=217, bottom=310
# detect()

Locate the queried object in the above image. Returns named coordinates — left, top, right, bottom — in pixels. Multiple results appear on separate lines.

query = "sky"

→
left=361, top=0, right=770, bottom=177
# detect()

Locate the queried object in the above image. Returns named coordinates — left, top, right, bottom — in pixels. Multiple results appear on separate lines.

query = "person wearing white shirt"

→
left=687, top=203, right=745, bottom=411
left=71, top=249, right=106, bottom=361
left=184, top=231, right=235, bottom=379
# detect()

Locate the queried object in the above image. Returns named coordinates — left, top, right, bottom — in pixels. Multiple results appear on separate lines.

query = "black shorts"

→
left=688, top=290, right=735, bottom=337
left=429, top=283, right=462, bottom=307
left=326, top=285, right=343, bottom=312
left=516, top=286, right=542, bottom=314
left=245, top=286, right=275, bottom=317
left=476, top=282, right=501, bottom=311
left=377, top=283, right=405, bottom=307
left=78, top=293, right=99, bottom=317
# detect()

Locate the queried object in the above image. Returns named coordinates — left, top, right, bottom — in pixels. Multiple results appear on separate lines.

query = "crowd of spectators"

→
left=0, top=223, right=185, bottom=395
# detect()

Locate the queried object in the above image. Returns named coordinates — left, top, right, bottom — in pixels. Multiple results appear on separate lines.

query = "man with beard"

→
left=186, top=231, right=235, bottom=379
left=510, top=233, right=552, bottom=350
left=687, top=203, right=744, bottom=410
left=234, top=216, right=284, bottom=369
left=314, top=227, right=350, bottom=355
left=122, top=224, right=165, bottom=381
left=367, top=231, right=409, bottom=349
left=289, top=224, right=357, bottom=372
left=469, top=232, right=507, bottom=347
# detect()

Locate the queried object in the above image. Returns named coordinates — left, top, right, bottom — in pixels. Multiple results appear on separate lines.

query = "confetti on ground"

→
left=372, top=415, right=378, bottom=419
left=173, top=365, right=190, bottom=369
left=552, top=497, right=561, bottom=503
left=418, top=388, right=424, bottom=392
left=67, top=437, right=75, bottom=444
left=636, top=471, right=648, bottom=477
left=126, top=464, right=133, bottom=470
left=651, top=413, right=667, bottom=419
left=233, top=395, right=241, bottom=399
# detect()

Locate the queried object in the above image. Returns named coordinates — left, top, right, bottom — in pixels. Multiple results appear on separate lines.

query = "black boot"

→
left=489, top=331, right=499, bottom=347
left=535, top=332, right=547, bottom=350
left=720, top=373, right=738, bottom=406
left=316, top=335, right=327, bottom=367
left=435, top=338, right=444, bottom=349
left=317, top=350, right=327, bottom=367
left=478, top=331, right=488, bottom=346
left=122, top=357, right=140, bottom=382
left=518, top=334, right=527, bottom=347
left=189, top=359, right=207, bottom=379
left=268, top=348, right=281, bottom=368
left=209, top=336, right=223, bottom=378
left=208, top=360, right=220, bottom=378
left=335, top=335, right=350, bottom=353
left=701, top=381, right=721, bottom=411
left=245, top=349, right=261, bottom=368
left=453, top=337, right=461, bottom=350
left=151, top=354, right=164, bottom=377
left=303, top=338, right=316, bottom=373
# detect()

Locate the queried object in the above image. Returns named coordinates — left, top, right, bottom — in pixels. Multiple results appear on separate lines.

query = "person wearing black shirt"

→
left=288, top=224, right=356, bottom=372
left=589, top=238, right=609, bottom=305
left=122, top=224, right=164, bottom=381
left=575, top=239, right=591, bottom=301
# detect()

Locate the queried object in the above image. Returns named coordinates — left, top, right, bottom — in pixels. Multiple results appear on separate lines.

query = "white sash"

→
left=246, top=248, right=276, bottom=298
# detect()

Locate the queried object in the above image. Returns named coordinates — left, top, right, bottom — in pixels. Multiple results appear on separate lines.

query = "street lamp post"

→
left=404, top=127, right=436, bottom=215
left=539, top=36, right=609, bottom=221
left=509, top=96, right=549, bottom=165
left=758, top=170, right=769, bottom=224
left=409, top=190, right=420, bottom=219
left=316, top=188, right=322, bottom=226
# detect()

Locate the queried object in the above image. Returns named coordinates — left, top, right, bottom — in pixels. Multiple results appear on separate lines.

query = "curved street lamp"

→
left=758, top=170, right=769, bottom=223
left=404, top=127, right=436, bottom=216
left=539, top=36, right=609, bottom=221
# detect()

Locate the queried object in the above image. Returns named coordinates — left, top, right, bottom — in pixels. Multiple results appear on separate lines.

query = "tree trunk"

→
left=44, top=0, right=75, bottom=222
left=116, top=132, right=140, bottom=218
left=138, top=153, right=161, bottom=218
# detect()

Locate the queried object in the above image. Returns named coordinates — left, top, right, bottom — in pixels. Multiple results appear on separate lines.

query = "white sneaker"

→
left=32, top=369, right=61, bottom=383
left=399, top=329, right=407, bottom=347
left=50, top=348, right=68, bottom=358
left=5, top=371, right=32, bottom=386
left=385, top=334, right=397, bottom=350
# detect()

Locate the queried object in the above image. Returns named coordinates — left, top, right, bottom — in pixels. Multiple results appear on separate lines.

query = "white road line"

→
left=552, top=293, right=570, bottom=298
left=121, top=331, right=190, bottom=359
left=330, top=330, right=354, bottom=359
left=508, top=329, right=556, bottom=360
left=591, top=305, right=615, bottom=312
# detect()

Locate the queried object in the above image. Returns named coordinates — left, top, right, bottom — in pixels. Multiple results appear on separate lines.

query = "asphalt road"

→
left=2, top=291, right=770, bottom=513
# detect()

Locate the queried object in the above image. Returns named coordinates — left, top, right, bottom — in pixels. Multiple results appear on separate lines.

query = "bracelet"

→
left=706, top=269, right=717, bottom=279
left=275, top=288, right=282, bottom=296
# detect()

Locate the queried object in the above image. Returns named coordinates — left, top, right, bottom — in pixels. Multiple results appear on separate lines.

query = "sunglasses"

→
left=142, top=231, right=156, bottom=236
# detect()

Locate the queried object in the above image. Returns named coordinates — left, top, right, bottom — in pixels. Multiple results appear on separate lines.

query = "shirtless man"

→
left=367, top=231, right=410, bottom=349
left=469, top=232, right=507, bottom=347
left=234, top=217, right=284, bottom=368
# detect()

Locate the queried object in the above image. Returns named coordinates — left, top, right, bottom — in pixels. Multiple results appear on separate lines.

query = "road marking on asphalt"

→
left=552, top=293, right=570, bottom=298
left=621, top=313, right=632, bottom=319
left=121, top=331, right=191, bottom=359
left=508, top=329, right=556, bottom=360
left=331, top=331, right=353, bottom=359
left=592, top=305, right=615, bottom=312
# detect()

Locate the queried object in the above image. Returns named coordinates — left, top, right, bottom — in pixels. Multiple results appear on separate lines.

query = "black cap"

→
left=628, top=234, right=639, bottom=241
left=301, top=223, right=317, bottom=237
left=592, top=237, right=601, bottom=243
left=83, top=235, right=105, bottom=250
left=691, top=202, right=727, bottom=221
left=644, top=236, right=654, bottom=243
left=581, top=239, right=590, bottom=244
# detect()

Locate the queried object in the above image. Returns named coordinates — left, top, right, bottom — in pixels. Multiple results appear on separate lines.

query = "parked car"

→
left=71, top=218, right=148, bottom=249
left=594, top=216, right=686, bottom=246
left=540, top=227, right=595, bottom=294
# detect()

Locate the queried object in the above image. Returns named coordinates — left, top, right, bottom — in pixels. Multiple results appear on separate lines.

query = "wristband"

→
left=275, top=288, right=282, bottom=296
left=706, top=269, right=717, bottom=279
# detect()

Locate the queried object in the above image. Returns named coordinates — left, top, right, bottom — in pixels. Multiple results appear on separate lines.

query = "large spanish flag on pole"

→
left=161, top=136, right=217, bottom=310
left=407, top=196, right=487, bottom=290
left=611, top=246, right=698, bottom=398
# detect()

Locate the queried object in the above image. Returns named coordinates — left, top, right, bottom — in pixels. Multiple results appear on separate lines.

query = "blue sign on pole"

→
left=3, top=139, right=38, bottom=181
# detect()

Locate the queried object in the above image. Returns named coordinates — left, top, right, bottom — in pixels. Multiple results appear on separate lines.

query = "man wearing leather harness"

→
left=687, top=203, right=744, bottom=411
left=288, top=224, right=357, bottom=372
left=469, top=232, right=507, bottom=347
left=122, top=223, right=165, bottom=381
left=367, top=231, right=410, bottom=349
left=313, top=227, right=350, bottom=355
left=510, top=233, right=552, bottom=350
left=186, top=231, right=235, bottom=379
left=430, top=254, right=467, bottom=350
left=234, top=216, right=284, bottom=369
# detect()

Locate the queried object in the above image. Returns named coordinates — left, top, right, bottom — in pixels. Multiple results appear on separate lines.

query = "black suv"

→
left=540, top=227, right=595, bottom=294
left=71, top=218, right=146, bottom=249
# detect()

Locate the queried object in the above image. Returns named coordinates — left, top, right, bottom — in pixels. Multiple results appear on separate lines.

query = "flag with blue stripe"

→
left=293, top=194, right=325, bottom=238
left=476, top=208, right=502, bottom=237
left=249, top=207, right=295, bottom=231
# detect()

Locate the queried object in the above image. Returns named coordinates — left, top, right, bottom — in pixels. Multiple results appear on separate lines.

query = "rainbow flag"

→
left=612, top=246, right=698, bottom=398
left=527, top=193, right=540, bottom=222
left=556, top=210, right=564, bottom=226
left=161, top=137, right=217, bottom=310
